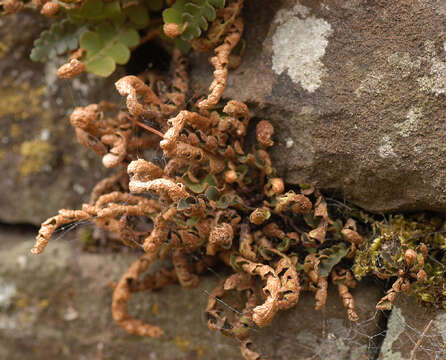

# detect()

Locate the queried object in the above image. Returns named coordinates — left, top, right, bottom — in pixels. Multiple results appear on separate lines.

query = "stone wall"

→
left=1, top=1, right=445, bottom=225
left=1, top=229, right=445, bottom=359
left=1, top=1, right=446, bottom=359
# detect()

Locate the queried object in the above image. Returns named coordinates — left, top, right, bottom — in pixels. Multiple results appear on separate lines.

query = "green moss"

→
left=353, top=213, right=446, bottom=308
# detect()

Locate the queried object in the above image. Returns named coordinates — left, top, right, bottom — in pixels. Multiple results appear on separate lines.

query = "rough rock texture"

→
left=0, top=11, right=121, bottom=225
left=190, top=0, right=446, bottom=213
left=1, top=1, right=445, bottom=225
left=0, top=230, right=386, bottom=360
left=379, top=294, right=446, bottom=360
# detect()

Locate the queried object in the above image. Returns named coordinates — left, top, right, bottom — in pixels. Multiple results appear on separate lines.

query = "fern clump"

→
left=1, top=0, right=445, bottom=359
left=24, top=0, right=231, bottom=77
left=29, top=20, right=87, bottom=62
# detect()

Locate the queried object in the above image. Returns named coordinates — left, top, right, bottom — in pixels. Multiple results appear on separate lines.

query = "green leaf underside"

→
left=30, top=20, right=87, bottom=62
left=80, top=23, right=139, bottom=77
left=318, top=243, right=349, bottom=277
left=183, top=174, right=217, bottom=193
left=205, top=186, right=220, bottom=201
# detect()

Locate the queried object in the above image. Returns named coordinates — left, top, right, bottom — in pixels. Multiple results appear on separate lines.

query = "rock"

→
left=190, top=0, right=446, bottom=213
left=250, top=278, right=386, bottom=360
left=0, top=11, right=122, bottom=225
left=0, top=230, right=386, bottom=360
left=379, top=294, right=446, bottom=360
left=2, top=0, right=445, bottom=223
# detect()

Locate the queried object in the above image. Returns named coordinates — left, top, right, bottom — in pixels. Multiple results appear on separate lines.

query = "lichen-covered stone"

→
left=250, top=279, right=385, bottom=359
left=191, top=0, right=446, bottom=213
left=0, top=11, right=123, bottom=225
left=379, top=294, right=446, bottom=360
left=0, top=230, right=385, bottom=360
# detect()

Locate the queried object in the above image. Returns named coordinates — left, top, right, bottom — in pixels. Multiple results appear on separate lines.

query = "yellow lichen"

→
left=0, top=41, right=9, bottom=59
left=39, top=299, right=49, bottom=308
left=9, top=123, right=22, bottom=138
left=0, top=81, right=46, bottom=120
left=15, top=297, right=28, bottom=309
left=173, top=336, right=205, bottom=357
left=151, top=303, right=159, bottom=316
left=19, top=139, right=53, bottom=176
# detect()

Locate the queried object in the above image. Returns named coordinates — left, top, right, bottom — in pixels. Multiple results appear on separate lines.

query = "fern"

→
left=163, top=0, right=225, bottom=43
left=124, top=4, right=150, bottom=28
left=30, top=20, right=87, bottom=62
left=79, top=23, right=140, bottom=77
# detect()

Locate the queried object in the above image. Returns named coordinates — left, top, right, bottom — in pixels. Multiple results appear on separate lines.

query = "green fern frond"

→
left=30, top=19, right=88, bottom=62
left=79, top=22, right=140, bottom=77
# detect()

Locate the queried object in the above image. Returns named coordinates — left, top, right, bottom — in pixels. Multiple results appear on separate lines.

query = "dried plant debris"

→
left=25, top=1, right=446, bottom=359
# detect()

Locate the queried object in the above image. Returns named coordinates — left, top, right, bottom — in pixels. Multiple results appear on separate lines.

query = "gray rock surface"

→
left=0, top=229, right=386, bottom=360
left=191, top=0, right=446, bottom=213
left=379, top=294, right=446, bottom=360
left=1, top=1, right=445, bottom=220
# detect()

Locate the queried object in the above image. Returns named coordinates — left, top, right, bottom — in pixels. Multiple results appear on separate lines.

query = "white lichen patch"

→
left=16, top=255, right=27, bottom=270
left=63, top=306, right=79, bottom=321
left=378, top=136, right=396, bottom=158
left=40, top=128, right=50, bottom=141
left=417, top=41, right=446, bottom=95
left=413, top=144, right=423, bottom=154
left=355, top=71, right=386, bottom=97
left=380, top=306, right=406, bottom=360
left=394, top=107, right=422, bottom=137
left=73, top=183, right=86, bottom=195
left=358, top=41, right=446, bottom=98
left=433, top=0, right=446, bottom=15
left=296, top=326, right=350, bottom=359
left=434, top=313, right=446, bottom=342
left=387, top=52, right=421, bottom=78
left=272, top=2, right=333, bottom=93
left=0, top=279, right=16, bottom=310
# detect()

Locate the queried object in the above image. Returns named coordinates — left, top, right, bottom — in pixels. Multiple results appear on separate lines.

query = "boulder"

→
left=0, top=230, right=385, bottom=360
left=1, top=0, right=446, bottom=224
left=379, top=294, right=446, bottom=360
left=191, top=0, right=446, bottom=213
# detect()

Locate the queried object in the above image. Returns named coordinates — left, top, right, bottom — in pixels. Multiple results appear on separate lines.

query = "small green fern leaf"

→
left=163, top=0, right=225, bottom=42
left=145, top=0, right=164, bottom=11
left=124, top=4, right=150, bottom=29
left=80, top=23, right=140, bottom=77
left=30, top=19, right=88, bottom=62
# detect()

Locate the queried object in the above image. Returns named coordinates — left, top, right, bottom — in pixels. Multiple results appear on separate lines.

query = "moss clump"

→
left=353, top=213, right=446, bottom=309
